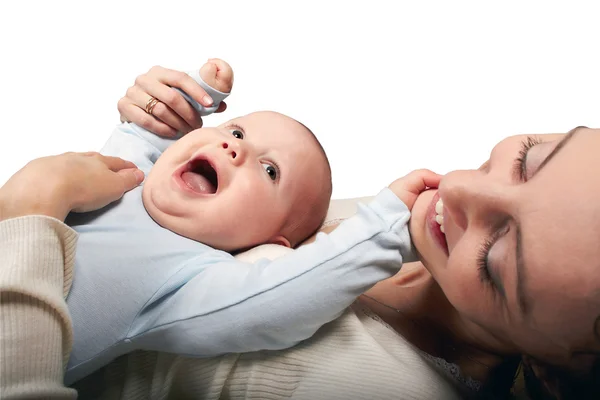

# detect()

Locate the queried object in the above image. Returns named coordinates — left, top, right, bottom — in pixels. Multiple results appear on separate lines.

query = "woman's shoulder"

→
left=350, top=302, right=484, bottom=397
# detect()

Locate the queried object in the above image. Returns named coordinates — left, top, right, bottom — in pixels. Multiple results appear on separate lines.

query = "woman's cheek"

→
left=442, top=255, right=481, bottom=304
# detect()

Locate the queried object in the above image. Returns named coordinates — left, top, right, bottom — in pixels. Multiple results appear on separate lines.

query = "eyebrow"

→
left=531, top=126, right=583, bottom=177
left=515, top=127, right=582, bottom=315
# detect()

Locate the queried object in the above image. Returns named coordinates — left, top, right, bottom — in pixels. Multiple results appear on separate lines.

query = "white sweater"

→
left=0, top=216, right=465, bottom=399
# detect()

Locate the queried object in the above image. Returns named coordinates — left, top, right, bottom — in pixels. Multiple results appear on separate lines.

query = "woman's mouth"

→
left=427, top=192, right=449, bottom=255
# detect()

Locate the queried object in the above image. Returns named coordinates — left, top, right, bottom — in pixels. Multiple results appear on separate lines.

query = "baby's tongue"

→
left=181, top=171, right=216, bottom=194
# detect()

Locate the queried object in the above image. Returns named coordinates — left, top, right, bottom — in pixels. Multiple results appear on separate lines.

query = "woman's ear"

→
left=523, top=352, right=600, bottom=400
left=523, top=356, right=557, bottom=399
left=522, top=356, right=564, bottom=399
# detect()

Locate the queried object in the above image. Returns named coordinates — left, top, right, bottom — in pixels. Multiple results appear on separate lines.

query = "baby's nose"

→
left=222, top=142, right=237, bottom=159
left=221, top=140, right=246, bottom=165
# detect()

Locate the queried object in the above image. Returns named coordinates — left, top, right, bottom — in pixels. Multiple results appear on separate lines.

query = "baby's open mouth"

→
left=180, top=158, right=218, bottom=194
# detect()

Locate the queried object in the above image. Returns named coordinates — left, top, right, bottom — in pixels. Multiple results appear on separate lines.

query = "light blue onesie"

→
left=64, top=71, right=415, bottom=384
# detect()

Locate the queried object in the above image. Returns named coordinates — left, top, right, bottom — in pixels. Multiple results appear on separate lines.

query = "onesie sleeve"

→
left=126, top=188, right=416, bottom=356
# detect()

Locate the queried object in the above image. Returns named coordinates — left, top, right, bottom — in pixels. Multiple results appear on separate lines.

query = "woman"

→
left=2, top=66, right=599, bottom=399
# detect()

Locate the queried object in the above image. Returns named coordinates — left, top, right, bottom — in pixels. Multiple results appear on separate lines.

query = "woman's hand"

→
left=118, top=65, right=227, bottom=137
left=0, top=152, right=144, bottom=222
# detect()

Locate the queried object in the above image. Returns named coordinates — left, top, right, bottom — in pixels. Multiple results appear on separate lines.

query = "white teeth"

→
left=435, top=199, right=444, bottom=214
left=435, top=198, right=445, bottom=234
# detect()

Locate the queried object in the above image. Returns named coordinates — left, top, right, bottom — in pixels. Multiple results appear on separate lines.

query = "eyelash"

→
left=267, top=160, right=282, bottom=183
left=513, top=136, right=542, bottom=181
left=476, top=223, right=510, bottom=287
left=226, top=123, right=281, bottom=183
left=476, top=236, right=495, bottom=285
left=228, top=123, right=245, bottom=139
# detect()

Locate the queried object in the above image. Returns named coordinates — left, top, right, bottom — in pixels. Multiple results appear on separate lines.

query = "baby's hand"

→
left=388, top=169, right=441, bottom=210
left=199, top=58, right=234, bottom=93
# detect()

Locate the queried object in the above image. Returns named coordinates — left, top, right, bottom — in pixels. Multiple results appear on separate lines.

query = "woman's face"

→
left=410, top=127, right=600, bottom=366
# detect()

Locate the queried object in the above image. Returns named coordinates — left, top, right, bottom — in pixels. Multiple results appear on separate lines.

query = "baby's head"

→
left=143, top=111, right=332, bottom=251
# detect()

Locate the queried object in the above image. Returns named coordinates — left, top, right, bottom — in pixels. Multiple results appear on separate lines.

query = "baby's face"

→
left=142, top=111, right=329, bottom=251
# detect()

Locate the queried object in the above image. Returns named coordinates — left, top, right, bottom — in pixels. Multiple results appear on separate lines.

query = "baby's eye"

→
left=230, top=129, right=244, bottom=140
left=262, top=163, right=277, bottom=181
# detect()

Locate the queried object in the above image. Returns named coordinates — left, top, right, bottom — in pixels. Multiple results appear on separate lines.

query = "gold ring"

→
left=145, top=97, right=160, bottom=115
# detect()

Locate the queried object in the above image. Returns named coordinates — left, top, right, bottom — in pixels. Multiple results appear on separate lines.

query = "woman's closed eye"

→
left=476, top=222, right=511, bottom=296
left=513, top=136, right=542, bottom=182
left=513, top=133, right=569, bottom=183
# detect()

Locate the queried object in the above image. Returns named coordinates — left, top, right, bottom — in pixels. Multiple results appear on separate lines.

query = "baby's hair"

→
left=282, top=119, right=333, bottom=247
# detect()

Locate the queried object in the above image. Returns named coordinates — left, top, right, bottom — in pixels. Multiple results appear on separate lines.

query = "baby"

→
left=64, top=59, right=416, bottom=384
left=144, top=59, right=331, bottom=251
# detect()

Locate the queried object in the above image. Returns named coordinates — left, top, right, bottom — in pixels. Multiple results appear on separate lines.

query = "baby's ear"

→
left=269, top=235, right=291, bottom=248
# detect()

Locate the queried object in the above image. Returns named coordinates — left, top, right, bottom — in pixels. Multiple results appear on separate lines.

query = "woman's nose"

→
left=221, top=139, right=247, bottom=166
left=438, top=169, right=511, bottom=231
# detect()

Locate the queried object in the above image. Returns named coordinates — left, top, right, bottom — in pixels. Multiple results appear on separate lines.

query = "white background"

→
left=1, top=1, right=598, bottom=199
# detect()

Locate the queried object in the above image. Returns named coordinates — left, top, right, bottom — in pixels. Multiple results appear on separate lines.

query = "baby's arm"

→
left=99, top=60, right=232, bottom=169
left=126, top=187, right=415, bottom=356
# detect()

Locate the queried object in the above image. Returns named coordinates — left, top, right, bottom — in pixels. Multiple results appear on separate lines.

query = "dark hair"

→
left=477, top=356, right=521, bottom=399
left=523, top=316, right=600, bottom=399
left=523, top=357, right=600, bottom=399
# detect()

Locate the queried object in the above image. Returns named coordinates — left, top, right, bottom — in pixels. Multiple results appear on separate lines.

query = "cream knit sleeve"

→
left=0, top=216, right=78, bottom=399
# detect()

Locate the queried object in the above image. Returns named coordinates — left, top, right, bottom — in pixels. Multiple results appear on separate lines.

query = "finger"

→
left=138, top=77, right=202, bottom=129
left=216, top=101, right=227, bottom=113
left=123, top=104, right=178, bottom=138
left=97, top=155, right=139, bottom=172
left=117, top=168, right=145, bottom=193
left=150, top=66, right=215, bottom=107
left=422, top=172, right=442, bottom=189
left=124, top=85, right=193, bottom=133
left=117, top=97, right=132, bottom=122
left=140, top=69, right=208, bottom=125
left=74, top=168, right=144, bottom=214
left=406, top=169, right=442, bottom=191
left=149, top=100, right=195, bottom=134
